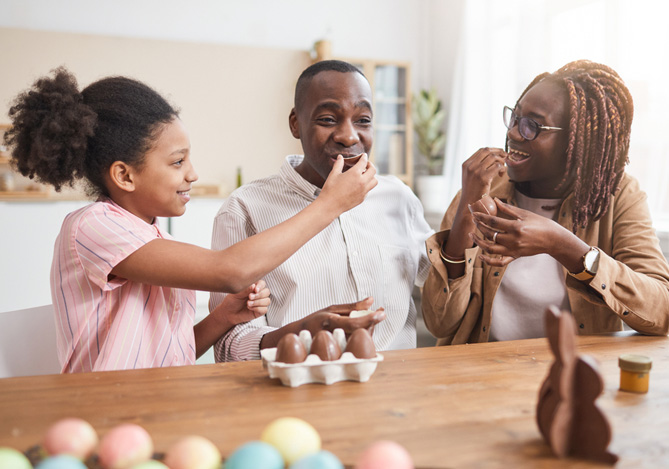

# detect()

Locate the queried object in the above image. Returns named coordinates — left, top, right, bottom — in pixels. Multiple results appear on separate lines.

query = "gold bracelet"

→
left=440, top=247, right=466, bottom=264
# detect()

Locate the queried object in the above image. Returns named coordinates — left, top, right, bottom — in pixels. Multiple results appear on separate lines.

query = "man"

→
left=211, top=60, right=433, bottom=361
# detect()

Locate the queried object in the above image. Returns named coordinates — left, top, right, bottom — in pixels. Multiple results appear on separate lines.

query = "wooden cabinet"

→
left=340, top=60, right=414, bottom=188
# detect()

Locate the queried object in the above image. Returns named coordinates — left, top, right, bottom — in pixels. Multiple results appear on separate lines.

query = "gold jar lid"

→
left=619, top=354, right=652, bottom=372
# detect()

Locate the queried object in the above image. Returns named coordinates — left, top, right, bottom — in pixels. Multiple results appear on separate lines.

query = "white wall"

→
left=0, top=0, right=464, bottom=95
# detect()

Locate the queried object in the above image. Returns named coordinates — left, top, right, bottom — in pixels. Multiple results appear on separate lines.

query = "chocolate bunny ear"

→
left=544, top=306, right=559, bottom=349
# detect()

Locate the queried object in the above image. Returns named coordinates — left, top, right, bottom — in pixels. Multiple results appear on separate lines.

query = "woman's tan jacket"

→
left=422, top=172, right=669, bottom=345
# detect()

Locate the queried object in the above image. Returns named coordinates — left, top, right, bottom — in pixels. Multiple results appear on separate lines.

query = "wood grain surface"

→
left=0, top=333, right=667, bottom=468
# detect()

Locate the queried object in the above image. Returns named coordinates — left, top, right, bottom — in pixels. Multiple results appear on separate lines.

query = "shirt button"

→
left=601, top=284, right=606, bottom=289
left=580, top=324, right=585, bottom=329
left=623, top=310, right=629, bottom=316
left=429, top=248, right=433, bottom=254
left=494, top=272, right=500, bottom=277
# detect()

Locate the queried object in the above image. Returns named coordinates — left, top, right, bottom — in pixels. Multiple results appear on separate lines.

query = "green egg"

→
left=0, top=447, right=32, bottom=469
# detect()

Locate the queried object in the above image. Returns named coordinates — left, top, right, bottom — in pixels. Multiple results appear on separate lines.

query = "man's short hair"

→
left=294, top=60, right=367, bottom=109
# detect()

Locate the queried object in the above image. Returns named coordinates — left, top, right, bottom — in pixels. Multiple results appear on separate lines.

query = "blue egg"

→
left=36, top=455, right=87, bottom=469
left=290, top=450, right=343, bottom=469
left=225, top=441, right=284, bottom=469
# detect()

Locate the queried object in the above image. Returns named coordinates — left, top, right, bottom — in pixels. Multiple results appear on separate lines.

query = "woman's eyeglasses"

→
left=503, top=106, right=563, bottom=141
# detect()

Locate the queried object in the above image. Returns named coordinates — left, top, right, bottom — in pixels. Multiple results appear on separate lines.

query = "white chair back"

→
left=0, top=304, right=61, bottom=378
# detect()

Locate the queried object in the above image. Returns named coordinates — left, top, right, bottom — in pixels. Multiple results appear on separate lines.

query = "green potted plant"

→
left=413, top=89, right=447, bottom=176
left=413, top=89, right=449, bottom=213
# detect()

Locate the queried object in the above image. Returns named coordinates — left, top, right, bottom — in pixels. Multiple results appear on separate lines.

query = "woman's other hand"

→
left=469, top=198, right=588, bottom=269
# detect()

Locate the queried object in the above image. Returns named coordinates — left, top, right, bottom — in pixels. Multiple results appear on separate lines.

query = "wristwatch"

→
left=570, top=246, right=600, bottom=281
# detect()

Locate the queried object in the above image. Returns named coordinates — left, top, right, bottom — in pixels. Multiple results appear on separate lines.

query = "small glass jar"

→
left=619, top=354, right=652, bottom=393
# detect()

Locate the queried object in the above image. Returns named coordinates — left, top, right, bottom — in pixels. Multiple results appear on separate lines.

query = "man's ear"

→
left=108, top=161, right=136, bottom=193
left=289, top=108, right=300, bottom=139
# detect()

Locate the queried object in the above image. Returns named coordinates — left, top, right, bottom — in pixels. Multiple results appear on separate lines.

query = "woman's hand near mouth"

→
left=440, top=147, right=507, bottom=279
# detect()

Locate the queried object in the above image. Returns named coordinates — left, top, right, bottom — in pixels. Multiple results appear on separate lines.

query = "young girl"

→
left=4, top=68, right=378, bottom=372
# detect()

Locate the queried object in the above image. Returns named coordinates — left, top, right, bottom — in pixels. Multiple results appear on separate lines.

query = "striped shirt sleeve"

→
left=74, top=203, right=154, bottom=290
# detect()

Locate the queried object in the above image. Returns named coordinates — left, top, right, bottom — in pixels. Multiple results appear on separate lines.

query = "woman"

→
left=422, top=60, right=669, bottom=345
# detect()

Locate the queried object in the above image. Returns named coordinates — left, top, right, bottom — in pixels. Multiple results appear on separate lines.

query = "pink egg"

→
left=354, top=441, right=414, bottom=469
left=43, top=418, right=99, bottom=460
left=98, top=424, right=153, bottom=469
left=163, top=435, right=221, bottom=469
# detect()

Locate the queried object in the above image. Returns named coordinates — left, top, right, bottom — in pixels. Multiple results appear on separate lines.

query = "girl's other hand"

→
left=214, top=280, right=271, bottom=327
left=319, top=154, right=378, bottom=216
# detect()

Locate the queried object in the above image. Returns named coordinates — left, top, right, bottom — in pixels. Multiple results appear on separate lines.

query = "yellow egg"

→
left=260, top=417, right=321, bottom=465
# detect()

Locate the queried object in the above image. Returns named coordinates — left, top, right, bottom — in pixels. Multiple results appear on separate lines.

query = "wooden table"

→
left=0, top=333, right=667, bottom=468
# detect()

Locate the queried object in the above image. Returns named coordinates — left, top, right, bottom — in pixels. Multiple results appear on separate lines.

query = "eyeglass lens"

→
left=503, top=106, right=539, bottom=140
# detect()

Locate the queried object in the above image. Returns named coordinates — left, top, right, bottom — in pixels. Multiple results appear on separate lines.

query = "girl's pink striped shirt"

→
left=51, top=199, right=196, bottom=373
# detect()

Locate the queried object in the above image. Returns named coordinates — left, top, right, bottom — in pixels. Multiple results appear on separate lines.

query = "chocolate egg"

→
left=469, top=194, right=497, bottom=217
left=275, top=333, right=308, bottom=364
left=310, top=330, right=341, bottom=361
left=342, top=153, right=364, bottom=168
left=344, top=329, right=376, bottom=359
left=349, top=310, right=374, bottom=319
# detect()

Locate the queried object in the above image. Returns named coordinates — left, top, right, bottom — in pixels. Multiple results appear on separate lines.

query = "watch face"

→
left=584, top=248, right=600, bottom=273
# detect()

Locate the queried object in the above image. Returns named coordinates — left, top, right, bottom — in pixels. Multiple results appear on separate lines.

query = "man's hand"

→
left=299, top=297, right=386, bottom=337
left=260, top=297, right=385, bottom=349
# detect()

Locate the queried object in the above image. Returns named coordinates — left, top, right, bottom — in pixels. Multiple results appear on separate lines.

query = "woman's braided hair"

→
left=516, top=60, right=634, bottom=232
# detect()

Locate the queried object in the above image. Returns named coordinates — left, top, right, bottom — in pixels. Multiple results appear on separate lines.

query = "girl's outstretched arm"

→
left=111, top=155, right=377, bottom=293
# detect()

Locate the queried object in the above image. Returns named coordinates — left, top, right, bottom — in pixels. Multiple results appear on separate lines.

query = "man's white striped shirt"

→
left=211, top=155, right=433, bottom=361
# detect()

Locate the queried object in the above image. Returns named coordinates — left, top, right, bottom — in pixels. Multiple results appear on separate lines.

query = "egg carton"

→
left=260, top=329, right=384, bottom=387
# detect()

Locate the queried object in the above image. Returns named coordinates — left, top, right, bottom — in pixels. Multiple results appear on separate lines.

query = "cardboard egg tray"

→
left=260, top=329, right=384, bottom=387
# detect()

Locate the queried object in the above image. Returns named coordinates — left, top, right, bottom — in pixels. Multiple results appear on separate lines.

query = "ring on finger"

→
left=492, top=231, right=499, bottom=243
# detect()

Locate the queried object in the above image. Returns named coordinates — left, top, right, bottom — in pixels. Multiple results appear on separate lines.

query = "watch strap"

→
left=569, top=247, right=598, bottom=281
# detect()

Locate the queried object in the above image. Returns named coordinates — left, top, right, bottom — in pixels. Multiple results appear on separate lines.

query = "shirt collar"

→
left=280, top=155, right=322, bottom=200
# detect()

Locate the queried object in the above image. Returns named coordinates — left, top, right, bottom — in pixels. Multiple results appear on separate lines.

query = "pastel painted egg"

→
left=290, top=450, right=343, bottom=469
left=36, top=455, right=87, bottom=469
left=354, top=440, right=414, bottom=469
left=344, top=329, right=376, bottom=359
left=224, top=441, right=283, bottom=469
left=0, top=447, right=32, bottom=469
left=43, top=417, right=99, bottom=460
left=163, top=435, right=221, bottom=469
left=310, top=331, right=341, bottom=361
left=261, top=417, right=321, bottom=465
left=98, top=423, right=153, bottom=469
left=129, top=462, right=168, bottom=469
left=276, top=333, right=308, bottom=364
